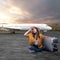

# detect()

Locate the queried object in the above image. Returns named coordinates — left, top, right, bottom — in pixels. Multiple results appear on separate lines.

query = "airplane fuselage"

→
left=1, top=24, right=52, bottom=30
left=0, top=23, right=52, bottom=33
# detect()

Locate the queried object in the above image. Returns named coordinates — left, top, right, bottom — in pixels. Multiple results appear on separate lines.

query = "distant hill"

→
left=49, top=24, right=60, bottom=31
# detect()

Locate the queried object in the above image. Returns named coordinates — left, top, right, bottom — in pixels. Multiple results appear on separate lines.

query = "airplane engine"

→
left=43, top=37, right=58, bottom=52
left=9, top=29, right=15, bottom=34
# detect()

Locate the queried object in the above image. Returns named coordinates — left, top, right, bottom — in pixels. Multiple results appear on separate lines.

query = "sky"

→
left=0, top=0, right=60, bottom=24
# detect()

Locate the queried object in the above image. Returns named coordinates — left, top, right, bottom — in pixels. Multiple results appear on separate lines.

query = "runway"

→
left=0, top=31, right=60, bottom=60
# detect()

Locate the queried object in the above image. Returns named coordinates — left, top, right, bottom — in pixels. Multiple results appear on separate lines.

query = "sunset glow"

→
left=0, top=12, right=11, bottom=23
left=0, top=0, right=31, bottom=24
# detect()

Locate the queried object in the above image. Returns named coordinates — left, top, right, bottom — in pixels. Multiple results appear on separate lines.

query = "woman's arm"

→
left=24, top=29, right=31, bottom=36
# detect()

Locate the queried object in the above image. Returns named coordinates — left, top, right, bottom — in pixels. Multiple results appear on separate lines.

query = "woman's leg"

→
left=37, top=46, right=46, bottom=52
left=28, top=45, right=46, bottom=52
left=28, top=45, right=41, bottom=52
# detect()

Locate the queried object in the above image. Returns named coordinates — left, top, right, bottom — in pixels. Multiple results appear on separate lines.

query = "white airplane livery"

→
left=0, top=23, right=52, bottom=33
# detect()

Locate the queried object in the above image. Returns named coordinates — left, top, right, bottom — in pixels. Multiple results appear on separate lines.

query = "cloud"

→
left=0, top=0, right=60, bottom=24
left=0, top=0, right=32, bottom=23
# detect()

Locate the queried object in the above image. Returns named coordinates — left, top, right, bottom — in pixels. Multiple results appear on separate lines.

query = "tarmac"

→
left=0, top=31, right=60, bottom=60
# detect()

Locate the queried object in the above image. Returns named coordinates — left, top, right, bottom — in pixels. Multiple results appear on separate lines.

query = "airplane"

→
left=0, top=23, right=52, bottom=33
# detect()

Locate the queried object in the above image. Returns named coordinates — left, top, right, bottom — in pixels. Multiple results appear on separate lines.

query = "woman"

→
left=24, top=27, right=46, bottom=52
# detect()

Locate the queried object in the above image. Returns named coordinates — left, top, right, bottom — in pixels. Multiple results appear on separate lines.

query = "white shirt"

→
left=34, top=40, right=38, bottom=45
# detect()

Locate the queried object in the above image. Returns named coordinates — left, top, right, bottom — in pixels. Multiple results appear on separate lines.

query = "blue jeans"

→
left=28, top=45, right=46, bottom=52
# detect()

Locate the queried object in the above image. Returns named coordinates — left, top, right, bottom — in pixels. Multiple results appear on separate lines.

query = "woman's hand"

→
left=24, top=26, right=35, bottom=36
left=28, top=28, right=32, bottom=32
left=24, top=28, right=32, bottom=36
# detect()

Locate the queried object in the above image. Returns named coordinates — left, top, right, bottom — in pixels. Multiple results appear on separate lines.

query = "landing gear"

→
left=11, top=31, right=15, bottom=34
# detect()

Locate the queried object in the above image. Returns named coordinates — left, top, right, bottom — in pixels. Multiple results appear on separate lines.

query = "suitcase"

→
left=43, top=37, right=58, bottom=52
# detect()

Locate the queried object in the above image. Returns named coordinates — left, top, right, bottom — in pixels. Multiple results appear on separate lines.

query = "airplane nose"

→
left=48, top=26, right=52, bottom=30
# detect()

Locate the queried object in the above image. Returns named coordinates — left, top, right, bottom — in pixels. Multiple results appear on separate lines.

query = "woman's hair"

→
left=31, top=27, right=40, bottom=39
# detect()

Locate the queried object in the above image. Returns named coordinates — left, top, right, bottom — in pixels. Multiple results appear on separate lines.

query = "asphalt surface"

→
left=0, top=31, right=60, bottom=60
